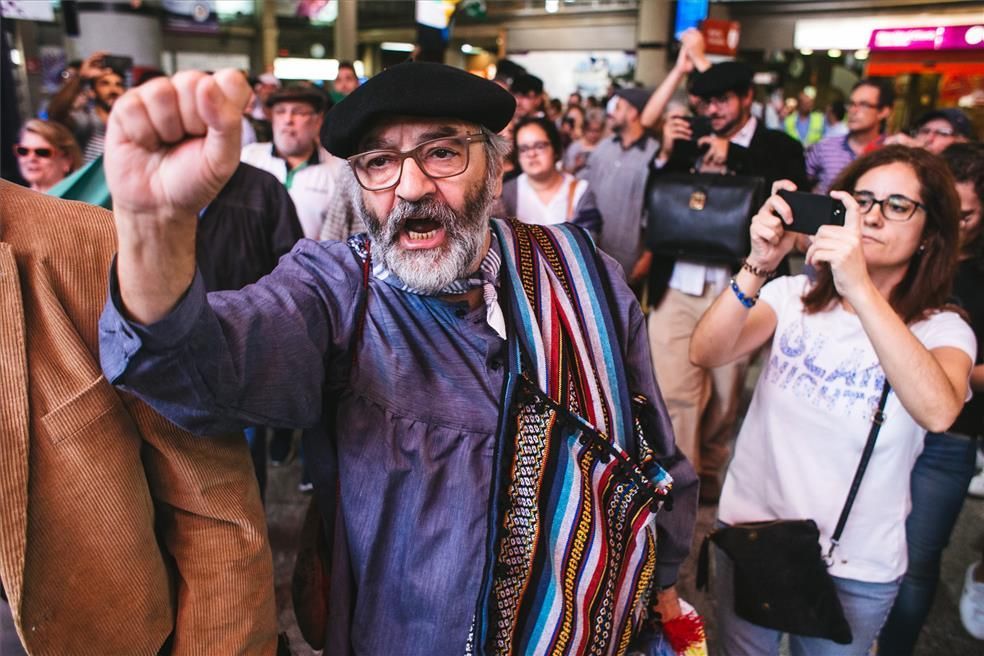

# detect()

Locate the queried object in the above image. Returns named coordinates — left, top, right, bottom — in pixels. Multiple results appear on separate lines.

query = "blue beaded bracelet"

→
left=729, top=277, right=758, bottom=308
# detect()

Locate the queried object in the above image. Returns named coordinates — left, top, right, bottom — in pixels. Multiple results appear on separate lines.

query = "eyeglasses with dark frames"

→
left=845, top=100, right=879, bottom=111
left=517, top=141, right=552, bottom=156
left=347, top=132, right=486, bottom=191
left=853, top=191, right=925, bottom=222
left=14, top=145, right=54, bottom=158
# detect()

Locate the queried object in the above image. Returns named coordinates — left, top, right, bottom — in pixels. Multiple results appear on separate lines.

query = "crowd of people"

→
left=3, top=27, right=983, bottom=656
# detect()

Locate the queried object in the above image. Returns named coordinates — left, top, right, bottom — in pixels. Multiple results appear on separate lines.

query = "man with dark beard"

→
left=48, top=51, right=125, bottom=163
left=97, top=62, right=697, bottom=654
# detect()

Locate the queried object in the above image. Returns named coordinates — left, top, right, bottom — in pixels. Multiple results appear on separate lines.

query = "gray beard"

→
left=358, top=180, right=497, bottom=294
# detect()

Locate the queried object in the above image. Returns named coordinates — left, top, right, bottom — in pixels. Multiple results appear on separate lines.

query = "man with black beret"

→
left=647, top=56, right=807, bottom=505
left=97, top=62, right=697, bottom=654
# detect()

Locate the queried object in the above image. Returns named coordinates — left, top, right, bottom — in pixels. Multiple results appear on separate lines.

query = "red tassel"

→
left=662, top=611, right=706, bottom=653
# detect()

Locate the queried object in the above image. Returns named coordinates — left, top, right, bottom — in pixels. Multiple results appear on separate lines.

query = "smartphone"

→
left=687, top=115, right=712, bottom=140
left=777, top=190, right=846, bottom=235
left=102, top=54, right=132, bottom=74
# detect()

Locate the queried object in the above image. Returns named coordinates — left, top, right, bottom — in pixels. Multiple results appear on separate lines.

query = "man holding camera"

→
left=49, top=51, right=126, bottom=163
left=647, top=60, right=807, bottom=502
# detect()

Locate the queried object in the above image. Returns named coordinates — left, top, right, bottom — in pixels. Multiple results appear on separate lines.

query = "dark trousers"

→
left=879, top=432, right=978, bottom=654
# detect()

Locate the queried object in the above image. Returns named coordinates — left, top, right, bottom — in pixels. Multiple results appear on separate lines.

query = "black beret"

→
left=266, top=85, right=327, bottom=113
left=321, top=61, right=516, bottom=158
left=689, top=61, right=754, bottom=99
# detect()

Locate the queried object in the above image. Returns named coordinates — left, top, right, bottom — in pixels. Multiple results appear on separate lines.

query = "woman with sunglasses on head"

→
left=690, top=145, right=976, bottom=655
left=495, top=115, right=602, bottom=236
left=15, top=119, right=82, bottom=193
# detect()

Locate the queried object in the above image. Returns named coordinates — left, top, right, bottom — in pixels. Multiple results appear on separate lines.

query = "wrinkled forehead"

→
left=358, top=116, right=479, bottom=151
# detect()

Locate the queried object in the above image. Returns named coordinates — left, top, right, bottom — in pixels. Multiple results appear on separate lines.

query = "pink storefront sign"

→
left=869, top=24, right=984, bottom=51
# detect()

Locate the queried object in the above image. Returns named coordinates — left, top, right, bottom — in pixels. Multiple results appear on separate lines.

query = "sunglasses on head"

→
left=14, top=145, right=54, bottom=158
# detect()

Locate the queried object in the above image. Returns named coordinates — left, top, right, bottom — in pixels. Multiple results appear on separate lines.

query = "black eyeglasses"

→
left=517, top=141, right=551, bottom=156
left=347, top=133, right=486, bottom=191
left=846, top=100, right=879, bottom=111
left=14, top=145, right=54, bottom=158
left=853, top=191, right=925, bottom=222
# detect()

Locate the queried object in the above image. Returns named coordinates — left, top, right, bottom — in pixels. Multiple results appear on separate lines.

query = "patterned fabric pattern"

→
left=473, top=220, right=673, bottom=655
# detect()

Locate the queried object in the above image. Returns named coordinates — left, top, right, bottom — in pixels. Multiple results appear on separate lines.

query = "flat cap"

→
left=915, top=108, right=974, bottom=139
left=689, top=61, right=754, bottom=99
left=321, top=61, right=516, bottom=158
left=614, top=87, right=652, bottom=115
left=266, top=85, right=327, bottom=113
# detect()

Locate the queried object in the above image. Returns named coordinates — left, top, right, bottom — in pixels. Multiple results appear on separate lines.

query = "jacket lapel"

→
left=0, top=242, right=30, bottom=617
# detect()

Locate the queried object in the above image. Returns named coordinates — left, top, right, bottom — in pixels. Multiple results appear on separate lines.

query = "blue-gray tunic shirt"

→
left=99, top=237, right=697, bottom=655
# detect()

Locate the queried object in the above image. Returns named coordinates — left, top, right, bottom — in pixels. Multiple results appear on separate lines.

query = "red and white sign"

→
left=701, top=19, right=741, bottom=56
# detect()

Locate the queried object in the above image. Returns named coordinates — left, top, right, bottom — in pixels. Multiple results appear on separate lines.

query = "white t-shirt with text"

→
left=719, top=274, right=976, bottom=582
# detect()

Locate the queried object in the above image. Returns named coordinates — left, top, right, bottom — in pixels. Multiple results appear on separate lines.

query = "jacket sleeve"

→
left=125, top=395, right=278, bottom=655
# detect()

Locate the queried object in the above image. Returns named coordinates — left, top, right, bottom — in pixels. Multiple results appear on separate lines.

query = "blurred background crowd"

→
left=1, top=1, right=982, bottom=654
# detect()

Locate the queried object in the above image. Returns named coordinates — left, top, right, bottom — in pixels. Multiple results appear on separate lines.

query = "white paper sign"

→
left=0, top=0, right=56, bottom=22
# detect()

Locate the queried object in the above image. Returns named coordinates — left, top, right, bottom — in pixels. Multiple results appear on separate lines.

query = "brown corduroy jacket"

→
left=0, top=180, right=278, bottom=655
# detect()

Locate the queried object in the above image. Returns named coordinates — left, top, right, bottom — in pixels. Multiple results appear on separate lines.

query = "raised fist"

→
left=104, top=69, right=250, bottom=221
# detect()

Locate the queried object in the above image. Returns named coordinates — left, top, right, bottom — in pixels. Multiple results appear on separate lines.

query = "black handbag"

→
left=697, top=383, right=893, bottom=645
left=645, top=170, right=765, bottom=263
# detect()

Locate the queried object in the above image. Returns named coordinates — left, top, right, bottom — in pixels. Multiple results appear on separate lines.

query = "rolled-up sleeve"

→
left=99, top=240, right=364, bottom=436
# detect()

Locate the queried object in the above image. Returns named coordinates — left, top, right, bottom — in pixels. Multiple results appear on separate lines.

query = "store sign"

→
left=869, top=24, right=984, bottom=51
left=701, top=19, right=741, bottom=56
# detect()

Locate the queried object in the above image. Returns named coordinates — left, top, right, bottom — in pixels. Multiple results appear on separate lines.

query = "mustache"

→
left=378, top=197, right=461, bottom=244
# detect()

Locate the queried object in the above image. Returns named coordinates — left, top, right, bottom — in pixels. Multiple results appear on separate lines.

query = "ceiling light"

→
left=381, top=42, right=415, bottom=52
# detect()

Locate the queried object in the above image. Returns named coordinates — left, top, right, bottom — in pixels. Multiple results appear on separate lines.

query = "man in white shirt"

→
left=241, top=85, right=349, bottom=240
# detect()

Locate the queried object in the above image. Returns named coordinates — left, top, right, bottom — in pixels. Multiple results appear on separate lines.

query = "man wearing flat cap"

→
left=97, top=63, right=697, bottom=654
left=647, top=59, right=807, bottom=504
left=578, top=86, right=661, bottom=290
left=241, top=84, right=354, bottom=241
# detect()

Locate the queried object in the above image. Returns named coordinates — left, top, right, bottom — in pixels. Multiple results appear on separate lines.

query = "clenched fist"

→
left=105, top=69, right=250, bottom=220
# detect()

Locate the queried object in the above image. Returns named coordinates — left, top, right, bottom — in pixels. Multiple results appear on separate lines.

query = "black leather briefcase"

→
left=645, top=171, right=766, bottom=263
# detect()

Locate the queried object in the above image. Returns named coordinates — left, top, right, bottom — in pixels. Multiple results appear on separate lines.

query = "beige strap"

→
left=565, top=179, right=579, bottom=220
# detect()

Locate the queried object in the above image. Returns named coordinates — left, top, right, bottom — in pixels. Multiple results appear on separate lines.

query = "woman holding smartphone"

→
left=690, top=145, right=976, bottom=655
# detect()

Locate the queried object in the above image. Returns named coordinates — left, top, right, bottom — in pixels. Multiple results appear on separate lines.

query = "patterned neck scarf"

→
left=346, top=231, right=507, bottom=339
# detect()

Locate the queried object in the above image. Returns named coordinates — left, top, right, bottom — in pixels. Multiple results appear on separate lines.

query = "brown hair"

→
left=802, top=145, right=961, bottom=324
left=20, top=119, right=83, bottom=172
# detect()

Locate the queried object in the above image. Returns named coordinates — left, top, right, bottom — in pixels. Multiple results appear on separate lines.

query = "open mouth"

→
left=399, top=218, right=446, bottom=249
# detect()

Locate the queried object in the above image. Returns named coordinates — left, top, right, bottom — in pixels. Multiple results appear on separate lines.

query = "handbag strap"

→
left=826, top=382, right=892, bottom=562
left=565, top=178, right=578, bottom=220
